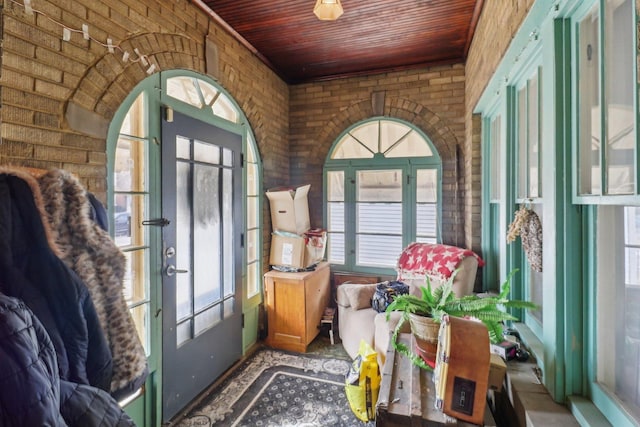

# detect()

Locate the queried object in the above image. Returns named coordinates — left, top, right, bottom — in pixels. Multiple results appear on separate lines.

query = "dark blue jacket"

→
left=0, top=171, right=112, bottom=391
left=0, top=292, right=134, bottom=426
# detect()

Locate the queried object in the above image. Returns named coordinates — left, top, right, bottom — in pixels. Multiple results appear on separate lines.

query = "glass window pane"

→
left=247, top=135, right=257, bottom=163
left=194, top=306, right=221, bottom=336
left=122, top=249, right=148, bottom=304
left=385, top=131, right=433, bottom=158
left=167, top=77, right=202, bottom=108
left=119, top=94, right=146, bottom=138
left=327, top=171, right=344, bottom=201
left=247, top=163, right=258, bottom=196
left=597, top=206, right=640, bottom=414
left=222, top=148, right=232, bottom=167
left=328, top=202, right=345, bottom=233
left=194, top=140, right=220, bottom=164
left=176, top=162, right=193, bottom=321
left=247, top=229, right=259, bottom=263
left=113, top=193, right=146, bottom=247
left=129, top=304, right=149, bottom=355
left=417, top=169, right=437, bottom=203
left=380, top=121, right=410, bottom=153
left=115, top=138, right=146, bottom=192
left=176, top=135, right=191, bottom=159
left=490, top=115, right=502, bottom=200
left=332, top=135, right=375, bottom=159
left=518, top=85, right=527, bottom=199
left=247, top=262, right=260, bottom=298
left=212, top=93, right=239, bottom=123
left=177, top=319, right=192, bottom=347
left=327, top=232, right=345, bottom=264
left=528, top=72, right=540, bottom=198
left=577, top=4, right=601, bottom=195
left=193, top=164, right=221, bottom=311
left=417, top=204, right=437, bottom=238
left=197, top=79, right=220, bottom=106
left=357, top=203, right=402, bottom=234
left=605, top=0, right=634, bottom=195
left=223, top=168, right=233, bottom=297
left=224, top=297, right=235, bottom=318
left=350, top=121, right=379, bottom=153
left=356, top=234, right=403, bottom=268
left=247, top=197, right=258, bottom=229
left=357, top=170, right=402, bottom=202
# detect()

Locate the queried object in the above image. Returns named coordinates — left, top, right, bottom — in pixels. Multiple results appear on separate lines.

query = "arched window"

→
left=324, top=118, right=441, bottom=274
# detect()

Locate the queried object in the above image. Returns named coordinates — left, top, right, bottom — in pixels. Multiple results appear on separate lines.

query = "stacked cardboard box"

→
left=266, top=184, right=327, bottom=269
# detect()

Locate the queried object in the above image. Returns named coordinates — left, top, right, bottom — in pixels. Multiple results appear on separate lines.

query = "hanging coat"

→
left=0, top=291, right=134, bottom=426
left=37, top=169, right=148, bottom=399
left=0, top=167, right=112, bottom=390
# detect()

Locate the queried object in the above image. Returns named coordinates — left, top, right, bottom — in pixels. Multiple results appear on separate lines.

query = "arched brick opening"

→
left=306, top=96, right=465, bottom=246
left=66, top=33, right=204, bottom=122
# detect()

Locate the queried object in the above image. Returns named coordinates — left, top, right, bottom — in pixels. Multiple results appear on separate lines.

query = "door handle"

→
left=166, top=265, right=189, bottom=276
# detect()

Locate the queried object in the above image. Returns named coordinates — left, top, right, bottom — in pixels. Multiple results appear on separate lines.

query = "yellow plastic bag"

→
left=345, top=340, right=381, bottom=422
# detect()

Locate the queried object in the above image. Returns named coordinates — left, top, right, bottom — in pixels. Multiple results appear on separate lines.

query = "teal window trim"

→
left=323, top=117, right=441, bottom=275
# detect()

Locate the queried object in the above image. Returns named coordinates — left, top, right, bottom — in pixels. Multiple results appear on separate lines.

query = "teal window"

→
left=324, top=118, right=441, bottom=274
left=576, top=0, right=636, bottom=199
left=515, top=65, right=544, bottom=331
left=574, top=0, right=640, bottom=423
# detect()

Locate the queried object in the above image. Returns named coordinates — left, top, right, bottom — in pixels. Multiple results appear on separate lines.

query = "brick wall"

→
left=463, top=0, right=535, bottom=256
left=289, top=65, right=468, bottom=247
left=0, top=0, right=289, bottom=198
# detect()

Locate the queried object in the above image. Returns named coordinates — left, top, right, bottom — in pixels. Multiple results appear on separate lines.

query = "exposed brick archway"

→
left=66, top=32, right=204, bottom=124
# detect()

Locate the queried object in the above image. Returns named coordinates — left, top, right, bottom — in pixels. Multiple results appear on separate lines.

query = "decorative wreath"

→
left=507, top=206, right=542, bottom=272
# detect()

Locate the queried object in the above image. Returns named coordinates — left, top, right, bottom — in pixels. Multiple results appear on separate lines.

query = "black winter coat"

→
left=0, top=170, right=112, bottom=389
left=0, top=292, right=134, bottom=426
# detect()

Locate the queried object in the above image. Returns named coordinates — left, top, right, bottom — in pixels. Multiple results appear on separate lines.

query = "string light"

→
left=9, top=0, right=159, bottom=74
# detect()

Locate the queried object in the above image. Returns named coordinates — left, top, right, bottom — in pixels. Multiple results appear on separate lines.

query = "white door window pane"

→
left=416, top=204, right=437, bottom=238
left=194, top=140, right=220, bottom=164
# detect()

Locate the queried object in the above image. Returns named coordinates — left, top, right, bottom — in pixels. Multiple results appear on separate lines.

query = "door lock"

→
left=166, top=265, right=189, bottom=276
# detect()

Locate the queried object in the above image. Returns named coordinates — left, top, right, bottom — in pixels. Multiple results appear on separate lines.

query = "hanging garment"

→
left=0, top=167, right=112, bottom=390
left=38, top=168, right=148, bottom=400
left=0, top=291, right=134, bottom=426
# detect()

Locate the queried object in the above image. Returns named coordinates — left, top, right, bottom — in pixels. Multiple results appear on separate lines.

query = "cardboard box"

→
left=270, top=230, right=327, bottom=269
left=266, top=185, right=311, bottom=235
left=488, top=353, right=507, bottom=391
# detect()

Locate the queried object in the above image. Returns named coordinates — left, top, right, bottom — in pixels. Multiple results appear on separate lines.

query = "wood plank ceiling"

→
left=197, top=0, right=485, bottom=84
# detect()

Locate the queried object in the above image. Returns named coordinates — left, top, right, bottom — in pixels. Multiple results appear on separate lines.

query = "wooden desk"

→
left=264, top=262, right=330, bottom=352
left=376, top=333, right=496, bottom=426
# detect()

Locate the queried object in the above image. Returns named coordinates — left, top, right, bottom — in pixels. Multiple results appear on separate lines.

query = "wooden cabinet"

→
left=264, top=262, right=330, bottom=352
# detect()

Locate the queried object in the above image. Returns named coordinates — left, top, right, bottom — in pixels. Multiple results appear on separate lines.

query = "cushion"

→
left=340, top=283, right=377, bottom=310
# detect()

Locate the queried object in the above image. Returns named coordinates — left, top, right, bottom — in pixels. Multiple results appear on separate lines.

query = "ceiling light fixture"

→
left=313, top=0, right=343, bottom=21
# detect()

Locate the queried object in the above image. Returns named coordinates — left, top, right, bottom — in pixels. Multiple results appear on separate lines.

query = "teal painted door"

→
left=161, top=110, right=243, bottom=421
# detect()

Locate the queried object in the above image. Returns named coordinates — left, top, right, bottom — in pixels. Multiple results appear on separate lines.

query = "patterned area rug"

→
left=175, top=347, right=374, bottom=427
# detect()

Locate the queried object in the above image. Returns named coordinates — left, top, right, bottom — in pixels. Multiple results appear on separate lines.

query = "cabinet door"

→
left=268, top=278, right=305, bottom=345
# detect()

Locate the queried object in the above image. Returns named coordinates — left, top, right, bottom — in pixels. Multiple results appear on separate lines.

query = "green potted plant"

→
left=385, top=269, right=537, bottom=370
